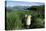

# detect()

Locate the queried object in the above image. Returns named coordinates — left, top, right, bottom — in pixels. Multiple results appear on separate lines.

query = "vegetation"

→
left=5, top=5, right=45, bottom=30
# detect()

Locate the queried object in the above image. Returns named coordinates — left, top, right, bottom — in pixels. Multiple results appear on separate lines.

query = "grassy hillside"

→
left=5, top=5, right=45, bottom=30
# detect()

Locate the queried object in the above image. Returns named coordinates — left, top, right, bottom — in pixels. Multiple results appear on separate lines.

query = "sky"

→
left=6, top=1, right=44, bottom=7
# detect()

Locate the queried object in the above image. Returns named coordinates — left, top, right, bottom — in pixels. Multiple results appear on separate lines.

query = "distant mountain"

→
left=26, top=5, right=44, bottom=11
left=12, top=6, right=30, bottom=10
left=6, top=1, right=44, bottom=11
left=6, top=5, right=44, bottom=12
left=6, top=6, right=30, bottom=11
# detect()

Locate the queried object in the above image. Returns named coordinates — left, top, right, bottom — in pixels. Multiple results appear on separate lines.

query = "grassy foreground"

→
left=5, top=10, right=45, bottom=30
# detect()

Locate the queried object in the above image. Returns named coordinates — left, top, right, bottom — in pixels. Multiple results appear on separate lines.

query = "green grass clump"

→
left=6, top=10, right=44, bottom=30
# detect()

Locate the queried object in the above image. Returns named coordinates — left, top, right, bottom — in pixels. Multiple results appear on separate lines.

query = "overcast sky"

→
left=5, top=0, right=44, bottom=7
left=6, top=1, right=44, bottom=7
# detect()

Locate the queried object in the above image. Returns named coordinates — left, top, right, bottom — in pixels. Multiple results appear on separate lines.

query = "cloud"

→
left=6, top=1, right=44, bottom=7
